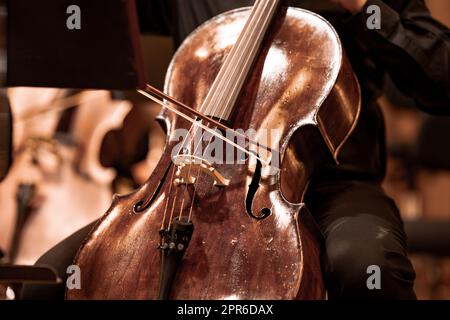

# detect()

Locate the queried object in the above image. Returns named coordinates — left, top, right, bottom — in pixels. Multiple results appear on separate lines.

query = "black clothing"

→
left=22, top=0, right=450, bottom=299
left=304, top=179, right=416, bottom=299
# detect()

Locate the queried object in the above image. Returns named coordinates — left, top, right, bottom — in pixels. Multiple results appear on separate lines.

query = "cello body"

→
left=68, top=7, right=360, bottom=300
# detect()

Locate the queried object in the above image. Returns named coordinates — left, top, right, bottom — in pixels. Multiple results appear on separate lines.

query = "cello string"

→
left=167, top=194, right=178, bottom=230
left=187, top=164, right=202, bottom=222
left=178, top=198, right=186, bottom=219
left=160, top=165, right=176, bottom=230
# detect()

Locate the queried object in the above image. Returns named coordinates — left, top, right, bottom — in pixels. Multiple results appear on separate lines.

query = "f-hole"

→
left=245, top=156, right=271, bottom=220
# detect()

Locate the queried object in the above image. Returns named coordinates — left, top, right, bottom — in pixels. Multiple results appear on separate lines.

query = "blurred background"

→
left=380, top=0, right=450, bottom=299
left=0, top=0, right=449, bottom=300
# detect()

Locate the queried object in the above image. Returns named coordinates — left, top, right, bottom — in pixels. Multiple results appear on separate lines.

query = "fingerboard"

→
left=201, top=0, right=282, bottom=121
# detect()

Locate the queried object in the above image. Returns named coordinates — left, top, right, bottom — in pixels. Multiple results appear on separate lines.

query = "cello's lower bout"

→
left=67, top=6, right=360, bottom=300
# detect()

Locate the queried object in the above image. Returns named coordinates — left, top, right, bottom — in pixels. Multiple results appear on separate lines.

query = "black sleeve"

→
left=345, top=0, right=450, bottom=115
left=136, top=0, right=173, bottom=36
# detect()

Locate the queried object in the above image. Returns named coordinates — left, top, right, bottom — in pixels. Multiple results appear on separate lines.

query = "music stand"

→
left=0, top=265, right=60, bottom=284
left=5, top=0, right=146, bottom=89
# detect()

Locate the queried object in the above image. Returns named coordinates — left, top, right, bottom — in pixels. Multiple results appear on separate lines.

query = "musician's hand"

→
left=330, top=0, right=367, bottom=14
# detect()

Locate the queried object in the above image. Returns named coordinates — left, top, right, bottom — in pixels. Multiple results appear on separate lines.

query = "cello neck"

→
left=201, top=0, right=281, bottom=121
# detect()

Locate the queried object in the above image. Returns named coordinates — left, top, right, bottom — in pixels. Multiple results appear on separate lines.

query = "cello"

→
left=68, top=0, right=360, bottom=299
left=0, top=89, right=132, bottom=265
